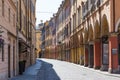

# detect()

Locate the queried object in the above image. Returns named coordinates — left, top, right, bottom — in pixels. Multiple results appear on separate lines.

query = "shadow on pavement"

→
left=10, top=59, right=60, bottom=80
left=37, top=60, right=61, bottom=80
left=10, top=60, right=42, bottom=80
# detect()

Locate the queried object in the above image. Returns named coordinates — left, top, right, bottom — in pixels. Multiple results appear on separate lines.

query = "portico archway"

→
left=78, top=32, right=84, bottom=65
left=88, top=24, right=94, bottom=68
left=101, top=14, right=109, bottom=71
left=84, top=27, right=89, bottom=66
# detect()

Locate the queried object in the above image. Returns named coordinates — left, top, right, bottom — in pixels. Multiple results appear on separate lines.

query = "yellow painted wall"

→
left=80, top=47, right=84, bottom=65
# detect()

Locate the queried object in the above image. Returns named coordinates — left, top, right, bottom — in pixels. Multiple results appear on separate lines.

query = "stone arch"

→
left=115, top=18, right=120, bottom=32
left=94, top=20, right=100, bottom=39
left=88, top=24, right=94, bottom=41
left=101, top=14, right=109, bottom=36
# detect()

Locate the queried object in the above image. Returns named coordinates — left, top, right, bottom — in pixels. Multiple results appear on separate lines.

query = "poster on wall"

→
left=103, top=44, right=109, bottom=64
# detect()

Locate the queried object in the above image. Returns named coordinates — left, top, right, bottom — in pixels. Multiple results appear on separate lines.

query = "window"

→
left=23, top=15, right=26, bottom=34
left=78, top=7, right=81, bottom=25
left=73, top=0, right=76, bottom=12
left=17, top=1, right=18, bottom=21
left=21, top=10, right=23, bottom=29
left=69, top=21, right=71, bottom=34
left=0, top=39, right=4, bottom=61
left=30, top=0, right=35, bottom=14
left=73, top=14, right=76, bottom=29
left=2, top=0, right=4, bottom=16
left=2, top=40, right=4, bottom=61
left=13, top=45, right=15, bottom=76
left=91, top=0, right=95, bottom=4
left=72, top=15, right=74, bottom=30
left=86, top=1, right=88, bottom=10
left=13, top=14, right=15, bottom=27
left=9, top=8, right=10, bottom=22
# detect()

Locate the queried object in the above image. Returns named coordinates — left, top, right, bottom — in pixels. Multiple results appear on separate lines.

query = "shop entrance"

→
left=89, top=44, right=94, bottom=68
left=102, top=36, right=109, bottom=65
left=8, top=44, right=11, bottom=78
left=118, top=34, right=120, bottom=65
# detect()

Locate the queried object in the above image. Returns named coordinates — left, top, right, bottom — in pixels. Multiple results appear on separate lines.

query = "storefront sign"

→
left=112, top=48, right=117, bottom=54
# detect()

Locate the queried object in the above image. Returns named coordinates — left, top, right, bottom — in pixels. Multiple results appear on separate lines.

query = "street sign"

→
left=112, top=48, right=117, bottom=54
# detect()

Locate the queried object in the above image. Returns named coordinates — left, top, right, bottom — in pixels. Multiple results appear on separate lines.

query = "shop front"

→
left=88, top=24, right=94, bottom=68
left=18, top=38, right=28, bottom=75
left=100, top=14, right=109, bottom=71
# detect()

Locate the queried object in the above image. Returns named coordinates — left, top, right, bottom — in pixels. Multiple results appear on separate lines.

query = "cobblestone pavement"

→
left=10, top=58, right=120, bottom=80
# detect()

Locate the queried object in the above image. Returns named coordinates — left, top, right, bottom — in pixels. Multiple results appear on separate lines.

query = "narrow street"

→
left=1, top=0, right=120, bottom=80
left=11, top=59, right=120, bottom=80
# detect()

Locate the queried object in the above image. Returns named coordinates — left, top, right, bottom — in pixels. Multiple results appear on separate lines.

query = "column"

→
left=108, top=35, right=118, bottom=73
left=94, top=40, right=101, bottom=69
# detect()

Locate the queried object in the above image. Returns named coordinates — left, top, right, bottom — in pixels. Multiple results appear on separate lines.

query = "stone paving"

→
left=10, top=58, right=120, bottom=80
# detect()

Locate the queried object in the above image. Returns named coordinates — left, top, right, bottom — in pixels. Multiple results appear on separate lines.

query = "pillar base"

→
left=100, top=65, right=108, bottom=71
left=94, top=66, right=100, bottom=70
left=88, top=65, right=93, bottom=68
left=80, top=62, right=84, bottom=65
left=108, top=67, right=120, bottom=73
left=84, top=64, right=88, bottom=67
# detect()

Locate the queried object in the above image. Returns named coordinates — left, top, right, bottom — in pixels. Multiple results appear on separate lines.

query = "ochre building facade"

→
left=41, top=0, right=120, bottom=73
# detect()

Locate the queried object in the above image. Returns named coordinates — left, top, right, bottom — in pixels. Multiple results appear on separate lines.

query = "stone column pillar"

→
left=109, top=34, right=119, bottom=73
left=94, top=40, right=101, bottom=69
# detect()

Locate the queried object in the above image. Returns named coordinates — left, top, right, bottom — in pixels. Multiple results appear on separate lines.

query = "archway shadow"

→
left=37, top=60, right=61, bottom=80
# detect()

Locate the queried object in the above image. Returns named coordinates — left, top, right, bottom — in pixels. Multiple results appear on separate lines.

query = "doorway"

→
left=118, top=34, right=120, bottom=65
left=13, top=46, right=15, bottom=76
left=8, top=44, right=11, bottom=78
left=102, top=43, right=109, bottom=65
left=89, top=44, right=94, bottom=68
left=102, top=36, right=109, bottom=65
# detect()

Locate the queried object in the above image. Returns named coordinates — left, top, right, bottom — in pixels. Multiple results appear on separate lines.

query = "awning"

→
left=19, top=38, right=30, bottom=53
